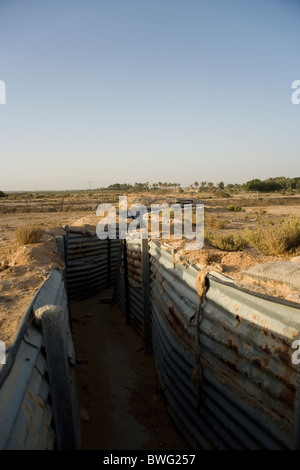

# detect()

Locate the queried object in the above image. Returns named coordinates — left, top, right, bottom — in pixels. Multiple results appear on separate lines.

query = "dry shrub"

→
left=205, top=214, right=225, bottom=229
left=244, top=217, right=300, bottom=255
left=15, top=225, right=44, bottom=245
left=205, top=230, right=248, bottom=251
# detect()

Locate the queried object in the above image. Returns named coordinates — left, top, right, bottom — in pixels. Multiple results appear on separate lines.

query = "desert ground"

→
left=0, top=190, right=300, bottom=347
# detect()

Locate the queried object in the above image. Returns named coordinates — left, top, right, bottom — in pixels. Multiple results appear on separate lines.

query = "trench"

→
left=70, top=288, right=189, bottom=450
left=1, top=227, right=300, bottom=450
left=59, top=228, right=300, bottom=451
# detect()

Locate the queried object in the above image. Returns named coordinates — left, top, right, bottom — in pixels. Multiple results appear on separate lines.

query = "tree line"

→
left=97, top=177, right=300, bottom=193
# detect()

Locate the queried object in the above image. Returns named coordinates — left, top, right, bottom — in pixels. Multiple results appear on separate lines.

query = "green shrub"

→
left=213, top=190, right=231, bottom=198
left=226, top=205, right=244, bottom=212
left=244, top=217, right=300, bottom=255
left=205, top=231, right=248, bottom=251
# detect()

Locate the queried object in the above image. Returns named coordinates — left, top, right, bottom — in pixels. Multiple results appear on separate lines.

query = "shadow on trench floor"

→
left=70, top=288, right=190, bottom=450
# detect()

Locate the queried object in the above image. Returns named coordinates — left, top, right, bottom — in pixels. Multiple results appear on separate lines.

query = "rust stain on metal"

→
left=225, top=338, right=239, bottom=354
left=166, top=305, right=192, bottom=348
left=278, top=388, right=295, bottom=408
left=275, top=346, right=292, bottom=366
left=263, top=344, right=271, bottom=355
left=224, top=360, right=238, bottom=372
left=252, top=357, right=262, bottom=369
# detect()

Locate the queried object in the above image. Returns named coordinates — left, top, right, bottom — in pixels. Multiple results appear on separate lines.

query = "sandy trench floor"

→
left=70, top=289, right=189, bottom=450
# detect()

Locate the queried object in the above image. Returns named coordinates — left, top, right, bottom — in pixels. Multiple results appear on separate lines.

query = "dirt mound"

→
left=234, top=261, right=300, bottom=304
left=0, top=233, right=65, bottom=346
left=72, top=216, right=99, bottom=228
left=9, top=239, right=64, bottom=269
left=174, top=245, right=300, bottom=304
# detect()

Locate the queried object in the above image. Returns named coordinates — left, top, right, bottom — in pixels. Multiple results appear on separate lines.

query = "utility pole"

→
left=88, top=181, right=92, bottom=191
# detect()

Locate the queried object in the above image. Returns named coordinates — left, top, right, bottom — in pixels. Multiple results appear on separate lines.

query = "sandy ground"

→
left=0, top=212, right=90, bottom=346
left=70, top=289, right=189, bottom=450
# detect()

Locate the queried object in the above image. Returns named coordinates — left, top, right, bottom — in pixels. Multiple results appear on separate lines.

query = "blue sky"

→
left=0, top=0, right=299, bottom=191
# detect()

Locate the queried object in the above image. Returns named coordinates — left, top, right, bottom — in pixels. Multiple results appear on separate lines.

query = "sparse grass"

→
left=205, top=230, right=248, bottom=251
left=265, top=219, right=275, bottom=226
left=244, top=217, right=300, bottom=255
left=15, top=225, right=44, bottom=245
left=258, top=209, right=268, bottom=216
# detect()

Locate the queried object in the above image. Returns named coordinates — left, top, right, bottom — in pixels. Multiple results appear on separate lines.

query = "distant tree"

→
left=244, top=178, right=281, bottom=192
left=0, top=190, right=6, bottom=198
left=218, top=181, right=225, bottom=190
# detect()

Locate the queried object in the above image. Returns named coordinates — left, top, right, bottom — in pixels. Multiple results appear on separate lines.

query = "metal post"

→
left=142, top=238, right=152, bottom=354
left=123, top=239, right=130, bottom=325
left=107, top=238, right=111, bottom=288
left=293, top=339, right=300, bottom=449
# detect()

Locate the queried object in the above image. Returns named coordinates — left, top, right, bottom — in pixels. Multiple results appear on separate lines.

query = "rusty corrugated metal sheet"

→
left=149, top=240, right=300, bottom=449
left=114, top=239, right=145, bottom=336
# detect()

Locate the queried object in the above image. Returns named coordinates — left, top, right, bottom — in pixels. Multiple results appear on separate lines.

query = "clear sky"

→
left=0, top=0, right=299, bottom=191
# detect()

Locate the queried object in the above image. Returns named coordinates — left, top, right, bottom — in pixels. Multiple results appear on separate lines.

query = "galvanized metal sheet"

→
left=65, top=228, right=121, bottom=300
left=114, top=239, right=144, bottom=336
left=0, top=270, right=80, bottom=450
left=148, top=240, right=300, bottom=449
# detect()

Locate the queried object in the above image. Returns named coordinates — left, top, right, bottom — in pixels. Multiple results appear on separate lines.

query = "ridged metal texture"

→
left=0, top=270, right=80, bottom=450
left=65, top=226, right=121, bottom=301
left=149, top=240, right=300, bottom=450
left=114, top=238, right=145, bottom=337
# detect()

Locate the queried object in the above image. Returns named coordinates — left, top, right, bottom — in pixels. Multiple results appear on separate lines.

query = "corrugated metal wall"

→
left=2, top=228, right=299, bottom=450
left=114, top=238, right=300, bottom=450
left=0, top=270, right=81, bottom=450
left=114, top=238, right=144, bottom=337
left=64, top=226, right=121, bottom=301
